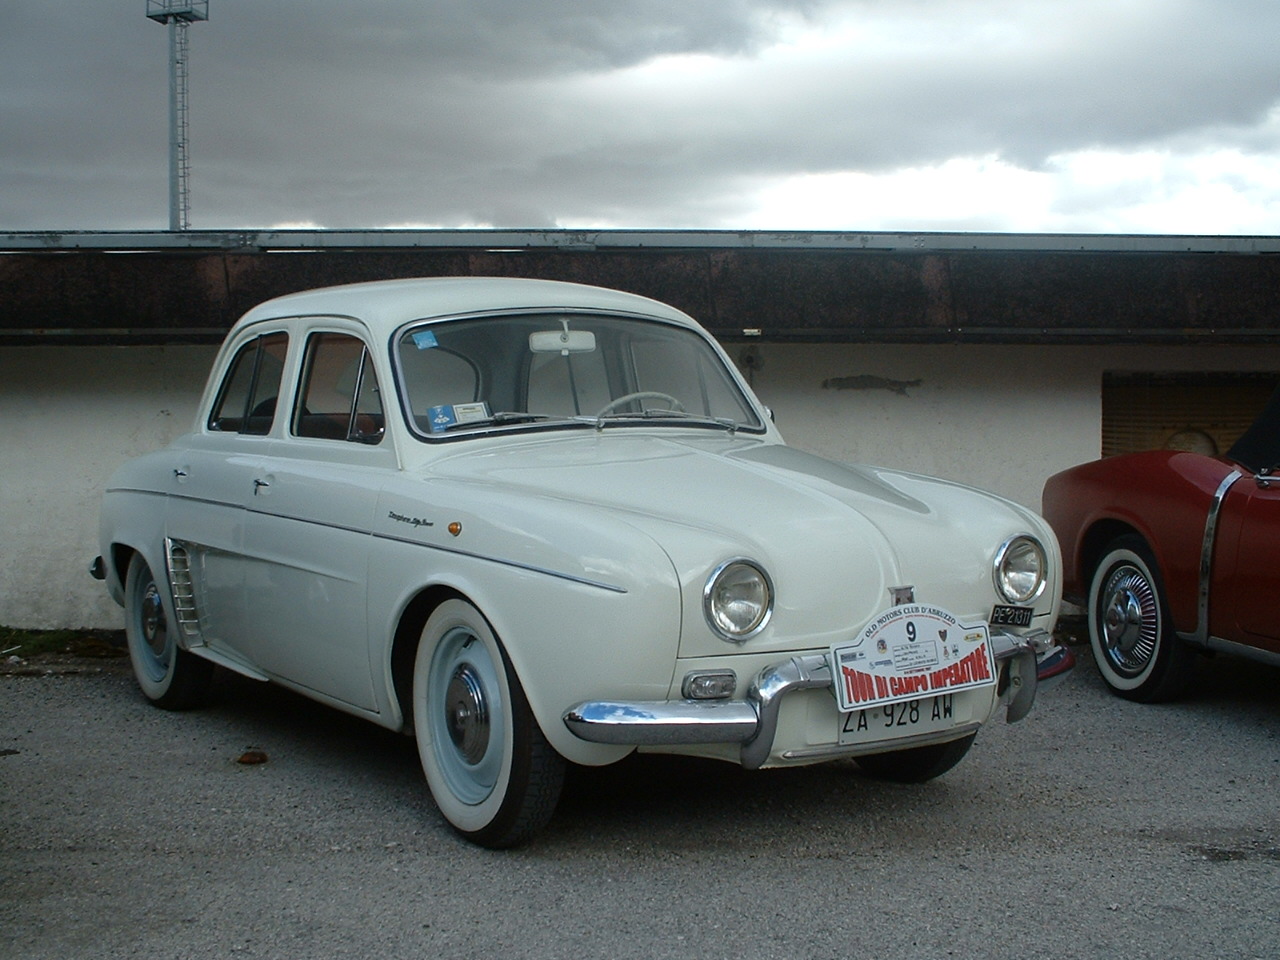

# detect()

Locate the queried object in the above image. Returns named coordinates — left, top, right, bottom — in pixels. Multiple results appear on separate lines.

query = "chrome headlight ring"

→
left=993, top=535, right=1048, bottom=605
left=704, top=558, right=774, bottom=642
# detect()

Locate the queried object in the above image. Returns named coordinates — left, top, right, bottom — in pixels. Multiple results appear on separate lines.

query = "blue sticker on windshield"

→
left=412, top=330, right=439, bottom=350
left=427, top=405, right=457, bottom=432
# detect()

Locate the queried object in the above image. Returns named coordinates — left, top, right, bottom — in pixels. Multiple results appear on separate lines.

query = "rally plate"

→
left=830, top=604, right=997, bottom=713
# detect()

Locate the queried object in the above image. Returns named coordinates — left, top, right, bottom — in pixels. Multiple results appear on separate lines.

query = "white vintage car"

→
left=94, top=277, right=1062, bottom=847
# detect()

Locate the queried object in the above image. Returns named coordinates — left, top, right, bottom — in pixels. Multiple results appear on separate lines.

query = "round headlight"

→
left=704, top=559, right=773, bottom=641
left=993, top=535, right=1047, bottom=605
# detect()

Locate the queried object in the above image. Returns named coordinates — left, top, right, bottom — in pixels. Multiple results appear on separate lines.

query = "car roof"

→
left=235, top=276, right=699, bottom=336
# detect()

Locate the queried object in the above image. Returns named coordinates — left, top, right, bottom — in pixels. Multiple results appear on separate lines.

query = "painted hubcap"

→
left=141, top=581, right=167, bottom=657
left=445, top=663, right=490, bottom=765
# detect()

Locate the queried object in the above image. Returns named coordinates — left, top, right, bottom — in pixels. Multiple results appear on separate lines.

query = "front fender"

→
left=368, top=502, right=684, bottom=767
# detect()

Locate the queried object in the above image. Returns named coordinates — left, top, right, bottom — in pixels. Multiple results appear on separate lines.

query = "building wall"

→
left=1, top=345, right=216, bottom=629
left=3, top=341, right=1279, bottom=629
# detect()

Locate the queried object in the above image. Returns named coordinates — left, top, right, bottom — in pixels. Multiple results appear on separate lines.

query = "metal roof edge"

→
left=2, top=228, right=1279, bottom=255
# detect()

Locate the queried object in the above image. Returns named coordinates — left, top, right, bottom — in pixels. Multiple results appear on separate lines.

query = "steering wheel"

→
left=594, top=392, right=686, bottom=418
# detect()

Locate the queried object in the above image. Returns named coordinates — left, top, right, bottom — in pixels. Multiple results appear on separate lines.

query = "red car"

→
left=1042, top=392, right=1280, bottom=701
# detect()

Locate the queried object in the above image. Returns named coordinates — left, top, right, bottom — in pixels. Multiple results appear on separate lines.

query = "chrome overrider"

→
left=564, top=629, right=1054, bottom=770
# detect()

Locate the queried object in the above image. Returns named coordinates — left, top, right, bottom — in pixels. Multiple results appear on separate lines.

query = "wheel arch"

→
left=1077, top=519, right=1143, bottom=594
left=108, top=542, right=139, bottom=597
left=1080, top=517, right=1204, bottom=635
left=389, top=583, right=467, bottom=735
left=383, top=577, right=638, bottom=767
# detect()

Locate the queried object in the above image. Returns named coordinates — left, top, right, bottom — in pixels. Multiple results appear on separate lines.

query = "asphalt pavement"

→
left=2, top=643, right=1277, bottom=960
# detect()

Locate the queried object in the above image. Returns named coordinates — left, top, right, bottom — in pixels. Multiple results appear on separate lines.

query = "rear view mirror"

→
left=529, top=329, right=596, bottom=355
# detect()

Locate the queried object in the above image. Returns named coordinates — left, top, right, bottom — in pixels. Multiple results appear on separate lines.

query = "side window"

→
left=293, top=332, right=384, bottom=444
left=208, top=332, right=289, bottom=435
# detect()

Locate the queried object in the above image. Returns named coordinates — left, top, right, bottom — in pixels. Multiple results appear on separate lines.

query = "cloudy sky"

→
left=3, top=0, right=1279, bottom=235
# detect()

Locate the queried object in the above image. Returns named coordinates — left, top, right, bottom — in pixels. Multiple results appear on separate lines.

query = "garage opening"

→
left=1101, top=371, right=1280, bottom=458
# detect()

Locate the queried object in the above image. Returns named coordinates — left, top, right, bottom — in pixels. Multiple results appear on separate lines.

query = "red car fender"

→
left=1042, top=450, right=1237, bottom=635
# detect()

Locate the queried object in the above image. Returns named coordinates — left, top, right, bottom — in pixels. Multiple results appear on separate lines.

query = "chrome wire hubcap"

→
left=1100, top=566, right=1158, bottom=674
left=445, top=663, right=491, bottom=765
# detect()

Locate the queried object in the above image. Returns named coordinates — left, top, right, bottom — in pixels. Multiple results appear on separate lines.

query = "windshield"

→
left=1227, top=385, right=1280, bottom=473
left=394, top=312, right=763, bottom=438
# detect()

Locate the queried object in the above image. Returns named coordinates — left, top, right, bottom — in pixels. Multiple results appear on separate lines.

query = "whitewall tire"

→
left=1087, top=536, right=1195, bottom=702
left=413, top=599, right=565, bottom=848
left=124, top=553, right=212, bottom=710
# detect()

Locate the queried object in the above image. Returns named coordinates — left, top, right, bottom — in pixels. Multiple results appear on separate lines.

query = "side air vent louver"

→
left=164, top=539, right=204, bottom=645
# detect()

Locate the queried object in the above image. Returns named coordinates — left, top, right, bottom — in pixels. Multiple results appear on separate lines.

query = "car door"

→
left=240, top=327, right=393, bottom=710
left=1225, top=476, right=1280, bottom=652
left=165, top=329, right=289, bottom=669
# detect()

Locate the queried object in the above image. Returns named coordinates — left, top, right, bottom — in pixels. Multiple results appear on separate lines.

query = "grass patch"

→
left=0, top=627, right=126, bottom=659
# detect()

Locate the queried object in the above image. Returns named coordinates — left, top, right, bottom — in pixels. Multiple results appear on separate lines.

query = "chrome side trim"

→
left=1178, top=470, right=1243, bottom=646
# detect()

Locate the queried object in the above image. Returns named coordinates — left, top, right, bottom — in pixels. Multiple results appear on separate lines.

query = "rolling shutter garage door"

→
left=1101, top=372, right=1279, bottom=458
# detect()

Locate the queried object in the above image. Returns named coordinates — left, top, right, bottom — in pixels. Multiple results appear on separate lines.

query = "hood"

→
left=429, top=432, right=1053, bottom=656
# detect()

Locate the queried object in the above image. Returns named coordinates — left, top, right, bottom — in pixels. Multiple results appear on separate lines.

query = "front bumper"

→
left=563, top=628, right=1057, bottom=770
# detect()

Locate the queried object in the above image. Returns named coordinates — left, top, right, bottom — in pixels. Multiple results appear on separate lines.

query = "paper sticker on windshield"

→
left=412, top=330, right=439, bottom=350
left=427, top=402, right=489, bottom=432
left=830, top=604, right=995, bottom=712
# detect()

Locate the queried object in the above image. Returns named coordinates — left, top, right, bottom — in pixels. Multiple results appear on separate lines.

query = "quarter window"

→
left=208, top=332, right=289, bottom=435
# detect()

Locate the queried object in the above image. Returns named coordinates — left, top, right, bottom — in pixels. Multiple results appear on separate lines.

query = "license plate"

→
left=990, top=604, right=1033, bottom=627
left=839, top=694, right=956, bottom=745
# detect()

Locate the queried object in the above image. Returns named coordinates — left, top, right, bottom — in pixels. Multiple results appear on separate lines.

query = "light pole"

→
left=146, top=1, right=209, bottom=231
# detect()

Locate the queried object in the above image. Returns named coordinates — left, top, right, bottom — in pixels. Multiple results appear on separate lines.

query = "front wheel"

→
left=413, top=600, right=565, bottom=848
left=854, top=733, right=976, bottom=783
left=124, top=553, right=212, bottom=710
left=1087, top=536, right=1195, bottom=702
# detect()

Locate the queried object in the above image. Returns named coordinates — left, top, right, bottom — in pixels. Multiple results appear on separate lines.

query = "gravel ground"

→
left=2, top=641, right=1278, bottom=960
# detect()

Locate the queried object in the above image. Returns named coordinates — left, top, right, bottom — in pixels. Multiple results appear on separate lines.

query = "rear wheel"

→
left=854, top=733, right=976, bottom=783
left=124, top=553, right=213, bottom=710
left=413, top=600, right=565, bottom=848
left=1087, top=535, right=1195, bottom=702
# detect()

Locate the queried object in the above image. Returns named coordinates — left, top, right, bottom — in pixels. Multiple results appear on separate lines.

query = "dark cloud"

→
left=1, top=0, right=1278, bottom=231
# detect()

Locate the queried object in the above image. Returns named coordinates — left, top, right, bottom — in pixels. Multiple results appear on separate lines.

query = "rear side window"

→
left=208, top=332, right=289, bottom=435
left=292, top=332, right=385, bottom=444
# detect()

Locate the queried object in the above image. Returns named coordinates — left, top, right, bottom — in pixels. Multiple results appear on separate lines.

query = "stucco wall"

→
left=1, top=346, right=217, bottom=629
left=3, top=341, right=1279, bottom=629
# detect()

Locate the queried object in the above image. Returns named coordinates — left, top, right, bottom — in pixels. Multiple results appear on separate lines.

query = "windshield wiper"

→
left=440, top=412, right=551, bottom=431
left=582, top=410, right=740, bottom=434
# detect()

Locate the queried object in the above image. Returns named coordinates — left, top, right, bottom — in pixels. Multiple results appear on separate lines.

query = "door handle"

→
left=253, top=478, right=271, bottom=495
